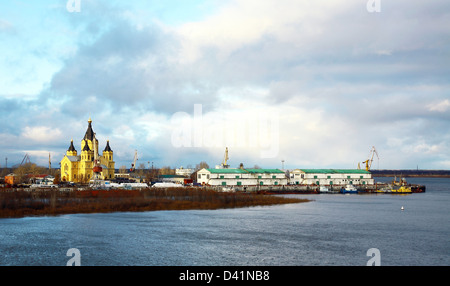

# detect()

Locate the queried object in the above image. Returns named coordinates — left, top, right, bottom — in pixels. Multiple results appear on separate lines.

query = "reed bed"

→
left=0, top=187, right=309, bottom=218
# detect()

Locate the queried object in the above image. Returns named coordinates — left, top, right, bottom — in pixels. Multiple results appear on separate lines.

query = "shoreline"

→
left=0, top=187, right=309, bottom=219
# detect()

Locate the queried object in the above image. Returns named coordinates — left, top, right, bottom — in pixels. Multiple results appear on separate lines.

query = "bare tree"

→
left=159, top=166, right=175, bottom=175
left=53, top=172, right=61, bottom=185
left=13, top=163, right=47, bottom=184
left=137, top=163, right=146, bottom=177
left=195, top=161, right=209, bottom=171
left=146, top=167, right=159, bottom=182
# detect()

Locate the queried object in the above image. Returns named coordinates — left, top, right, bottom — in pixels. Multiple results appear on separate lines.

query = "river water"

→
left=0, top=177, right=449, bottom=266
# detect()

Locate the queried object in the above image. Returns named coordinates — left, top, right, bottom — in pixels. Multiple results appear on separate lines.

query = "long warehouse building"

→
left=197, top=168, right=288, bottom=186
left=290, top=169, right=374, bottom=186
left=197, top=168, right=374, bottom=187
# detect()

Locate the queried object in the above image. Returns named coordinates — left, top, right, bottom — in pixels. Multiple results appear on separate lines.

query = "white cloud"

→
left=375, top=50, right=392, bottom=56
left=21, top=126, right=62, bottom=143
left=427, top=99, right=450, bottom=112
left=412, top=142, right=442, bottom=154
left=175, top=0, right=350, bottom=63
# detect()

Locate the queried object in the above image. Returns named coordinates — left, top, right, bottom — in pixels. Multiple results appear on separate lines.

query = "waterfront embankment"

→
left=0, top=187, right=309, bottom=218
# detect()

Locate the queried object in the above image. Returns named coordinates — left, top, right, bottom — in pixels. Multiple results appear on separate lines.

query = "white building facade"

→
left=176, top=167, right=193, bottom=177
left=289, top=169, right=374, bottom=186
left=197, top=168, right=288, bottom=186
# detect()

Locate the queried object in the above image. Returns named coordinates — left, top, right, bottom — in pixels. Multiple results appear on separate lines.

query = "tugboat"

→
left=392, top=176, right=424, bottom=193
left=391, top=185, right=412, bottom=194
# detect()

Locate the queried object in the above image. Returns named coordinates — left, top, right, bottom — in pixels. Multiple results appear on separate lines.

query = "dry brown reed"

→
left=0, top=187, right=309, bottom=218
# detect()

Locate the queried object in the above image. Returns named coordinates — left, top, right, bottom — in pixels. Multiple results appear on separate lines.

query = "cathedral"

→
left=60, top=118, right=115, bottom=183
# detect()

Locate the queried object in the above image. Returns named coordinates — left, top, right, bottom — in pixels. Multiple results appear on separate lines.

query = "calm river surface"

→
left=1, top=177, right=449, bottom=266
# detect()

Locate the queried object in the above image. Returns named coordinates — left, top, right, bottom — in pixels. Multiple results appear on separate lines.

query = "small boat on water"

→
left=391, top=176, right=425, bottom=193
left=340, top=184, right=358, bottom=194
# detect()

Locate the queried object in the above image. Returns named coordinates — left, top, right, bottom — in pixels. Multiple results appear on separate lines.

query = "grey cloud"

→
left=46, top=20, right=219, bottom=116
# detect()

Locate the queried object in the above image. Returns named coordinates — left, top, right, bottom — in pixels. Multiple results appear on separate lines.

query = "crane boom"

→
left=363, top=146, right=379, bottom=171
left=221, top=147, right=229, bottom=168
left=130, top=150, right=138, bottom=171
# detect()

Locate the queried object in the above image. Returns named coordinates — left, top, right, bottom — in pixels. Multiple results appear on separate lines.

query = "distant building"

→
left=197, top=168, right=287, bottom=186
left=289, top=169, right=374, bottom=186
left=176, top=167, right=193, bottom=177
left=60, top=118, right=115, bottom=183
left=159, top=174, right=186, bottom=184
left=115, top=173, right=130, bottom=179
left=28, top=174, right=54, bottom=185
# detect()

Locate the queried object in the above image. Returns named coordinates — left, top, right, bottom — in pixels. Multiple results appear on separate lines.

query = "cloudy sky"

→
left=0, top=0, right=449, bottom=170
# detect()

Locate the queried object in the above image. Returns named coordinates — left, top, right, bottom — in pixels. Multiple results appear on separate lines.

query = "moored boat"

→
left=376, top=186, right=391, bottom=193
left=340, top=184, right=358, bottom=194
left=391, top=186, right=412, bottom=194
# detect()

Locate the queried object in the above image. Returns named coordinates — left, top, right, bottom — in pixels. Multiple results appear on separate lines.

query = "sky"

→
left=0, top=0, right=449, bottom=171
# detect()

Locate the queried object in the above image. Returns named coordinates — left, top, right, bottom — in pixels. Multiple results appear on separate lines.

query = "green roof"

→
left=159, top=174, right=186, bottom=178
left=205, top=168, right=284, bottom=174
left=299, top=169, right=371, bottom=174
left=206, top=168, right=248, bottom=174
left=245, top=168, right=284, bottom=174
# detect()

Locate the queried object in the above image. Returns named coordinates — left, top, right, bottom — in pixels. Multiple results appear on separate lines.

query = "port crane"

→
left=221, top=147, right=229, bottom=168
left=130, top=150, right=138, bottom=172
left=361, top=146, right=379, bottom=171
left=20, top=153, right=31, bottom=166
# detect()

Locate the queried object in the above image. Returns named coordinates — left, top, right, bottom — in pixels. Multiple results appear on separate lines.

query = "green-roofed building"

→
left=197, top=167, right=288, bottom=187
left=196, top=166, right=373, bottom=187
left=289, top=169, right=374, bottom=186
